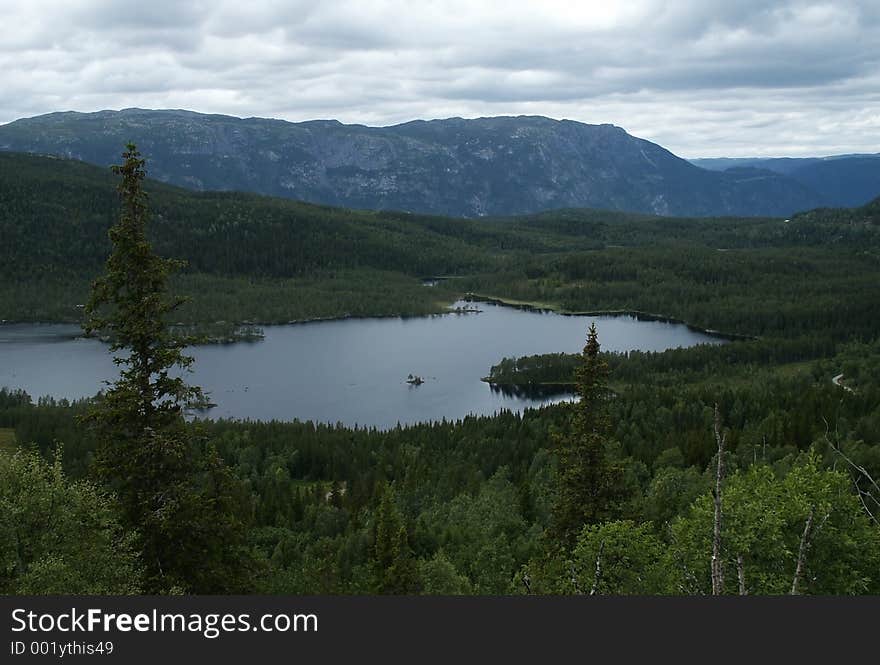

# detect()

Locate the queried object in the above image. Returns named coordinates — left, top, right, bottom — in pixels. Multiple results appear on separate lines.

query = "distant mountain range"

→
left=690, top=155, right=880, bottom=208
left=0, top=108, right=873, bottom=217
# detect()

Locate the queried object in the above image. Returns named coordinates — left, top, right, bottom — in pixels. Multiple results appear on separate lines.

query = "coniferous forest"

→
left=2, top=148, right=880, bottom=595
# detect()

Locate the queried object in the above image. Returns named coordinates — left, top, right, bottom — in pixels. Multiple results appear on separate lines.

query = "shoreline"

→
left=463, top=292, right=755, bottom=342
left=0, top=292, right=753, bottom=344
left=0, top=297, right=466, bottom=340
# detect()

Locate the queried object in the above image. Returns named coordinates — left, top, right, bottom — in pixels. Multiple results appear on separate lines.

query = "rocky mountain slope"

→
left=0, top=108, right=823, bottom=217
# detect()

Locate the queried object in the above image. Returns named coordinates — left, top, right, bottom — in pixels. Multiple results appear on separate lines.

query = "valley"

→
left=2, top=144, right=879, bottom=597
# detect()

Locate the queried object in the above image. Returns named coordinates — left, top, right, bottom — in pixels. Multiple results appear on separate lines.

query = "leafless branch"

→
left=850, top=472, right=880, bottom=527
left=823, top=417, right=880, bottom=525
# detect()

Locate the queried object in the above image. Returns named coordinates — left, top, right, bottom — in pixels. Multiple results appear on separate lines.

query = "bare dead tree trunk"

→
left=521, top=570, right=532, bottom=595
left=791, top=508, right=814, bottom=595
left=736, top=554, right=746, bottom=595
left=711, top=404, right=727, bottom=596
left=589, top=540, right=605, bottom=596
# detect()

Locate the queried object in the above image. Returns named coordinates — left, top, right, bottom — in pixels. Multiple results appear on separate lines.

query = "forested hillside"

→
left=3, top=151, right=879, bottom=338
left=4, top=336, right=880, bottom=594
left=2, top=150, right=879, bottom=595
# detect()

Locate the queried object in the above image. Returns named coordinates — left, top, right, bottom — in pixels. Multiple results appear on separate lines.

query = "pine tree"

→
left=548, top=322, right=624, bottom=550
left=81, top=144, right=251, bottom=593
left=371, top=483, right=419, bottom=593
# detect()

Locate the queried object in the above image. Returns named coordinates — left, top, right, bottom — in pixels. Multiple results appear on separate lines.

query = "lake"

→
left=0, top=301, right=723, bottom=428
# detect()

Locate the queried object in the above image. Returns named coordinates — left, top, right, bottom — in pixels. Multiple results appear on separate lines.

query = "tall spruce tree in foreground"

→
left=548, top=323, right=624, bottom=550
left=82, top=144, right=251, bottom=593
left=83, top=144, right=198, bottom=434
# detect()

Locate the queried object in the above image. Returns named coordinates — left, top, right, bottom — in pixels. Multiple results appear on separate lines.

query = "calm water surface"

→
left=0, top=301, right=723, bottom=428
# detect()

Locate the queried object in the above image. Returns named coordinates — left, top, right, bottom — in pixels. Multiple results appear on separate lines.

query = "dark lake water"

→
left=0, top=301, right=723, bottom=428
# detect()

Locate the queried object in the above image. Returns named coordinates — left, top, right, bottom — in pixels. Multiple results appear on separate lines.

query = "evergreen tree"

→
left=371, top=483, right=419, bottom=593
left=548, top=323, right=625, bottom=550
left=83, top=144, right=199, bottom=432
left=81, top=144, right=252, bottom=593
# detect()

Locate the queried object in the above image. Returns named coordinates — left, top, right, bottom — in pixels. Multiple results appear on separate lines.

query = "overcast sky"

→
left=1, top=0, right=878, bottom=157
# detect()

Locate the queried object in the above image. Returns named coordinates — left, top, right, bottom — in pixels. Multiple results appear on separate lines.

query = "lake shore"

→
left=463, top=292, right=755, bottom=342
left=0, top=290, right=753, bottom=347
left=0, top=301, right=720, bottom=428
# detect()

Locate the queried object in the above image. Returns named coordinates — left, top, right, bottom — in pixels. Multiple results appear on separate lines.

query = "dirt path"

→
left=832, top=373, right=855, bottom=393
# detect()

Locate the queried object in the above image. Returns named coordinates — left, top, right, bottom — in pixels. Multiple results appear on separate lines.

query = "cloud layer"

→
left=2, top=0, right=878, bottom=156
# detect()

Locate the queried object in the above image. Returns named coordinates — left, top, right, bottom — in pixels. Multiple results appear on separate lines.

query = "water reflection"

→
left=0, top=301, right=722, bottom=428
left=488, top=383, right=575, bottom=399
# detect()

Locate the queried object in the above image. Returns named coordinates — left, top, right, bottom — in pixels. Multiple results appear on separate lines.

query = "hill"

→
left=2, top=151, right=879, bottom=343
left=691, top=154, right=880, bottom=207
left=0, top=108, right=823, bottom=218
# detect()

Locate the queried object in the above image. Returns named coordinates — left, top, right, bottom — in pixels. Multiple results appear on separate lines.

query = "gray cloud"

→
left=0, top=0, right=878, bottom=156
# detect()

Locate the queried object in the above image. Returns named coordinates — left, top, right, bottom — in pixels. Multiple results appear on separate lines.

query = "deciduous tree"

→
left=0, top=448, right=142, bottom=594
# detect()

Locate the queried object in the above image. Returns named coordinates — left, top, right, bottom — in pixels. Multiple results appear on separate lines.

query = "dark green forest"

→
left=1, top=151, right=879, bottom=594
left=3, top=151, right=879, bottom=337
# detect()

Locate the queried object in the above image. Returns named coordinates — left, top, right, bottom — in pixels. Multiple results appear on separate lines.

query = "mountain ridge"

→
left=690, top=154, right=880, bottom=207
left=0, top=108, right=825, bottom=218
